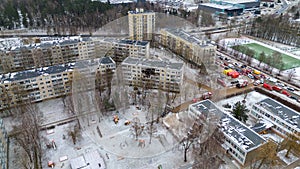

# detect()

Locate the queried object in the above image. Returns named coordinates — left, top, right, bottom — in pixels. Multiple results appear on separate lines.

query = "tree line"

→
left=246, top=15, right=300, bottom=47
left=0, top=0, right=164, bottom=35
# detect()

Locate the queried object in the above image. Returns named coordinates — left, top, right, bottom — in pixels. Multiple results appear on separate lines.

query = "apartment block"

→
left=251, top=98, right=300, bottom=139
left=0, top=118, right=7, bottom=169
left=114, top=39, right=150, bottom=62
left=160, top=29, right=216, bottom=67
left=128, top=8, right=155, bottom=41
left=189, top=100, right=268, bottom=166
left=95, top=39, right=150, bottom=63
left=0, top=57, right=115, bottom=116
left=121, top=57, right=183, bottom=93
left=0, top=38, right=96, bottom=74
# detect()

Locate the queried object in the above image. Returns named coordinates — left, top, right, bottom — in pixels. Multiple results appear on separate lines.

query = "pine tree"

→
left=230, top=101, right=249, bottom=123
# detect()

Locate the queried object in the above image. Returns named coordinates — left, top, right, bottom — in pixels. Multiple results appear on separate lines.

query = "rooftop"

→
left=190, top=100, right=266, bottom=152
left=0, top=57, right=115, bottom=83
left=122, top=57, right=184, bottom=70
left=221, top=0, right=260, bottom=4
left=100, top=57, right=115, bottom=65
left=199, top=3, right=242, bottom=10
left=254, top=98, right=300, bottom=130
left=118, top=39, right=149, bottom=46
left=163, top=28, right=213, bottom=47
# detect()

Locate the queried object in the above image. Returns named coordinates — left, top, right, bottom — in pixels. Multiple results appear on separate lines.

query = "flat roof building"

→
left=0, top=57, right=115, bottom=116
left=160, top=28, right=216, bottom=68
left=251, top=98, right=300, bottom=139
left=121, top=57, right=183, bottom=92
left=189, top=100, right=267, bottom=166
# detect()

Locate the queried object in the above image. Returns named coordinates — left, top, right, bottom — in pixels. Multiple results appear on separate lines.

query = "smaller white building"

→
left=189, top=100, right=267, bottom=166
left=70, top=151, right=106, bottom=169
left=251, top=98, right=300, bottom=139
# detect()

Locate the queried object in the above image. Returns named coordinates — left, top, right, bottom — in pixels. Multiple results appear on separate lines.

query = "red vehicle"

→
left=263, top=83, right=272, bottom=91
left=281, top=90, right=291, bottom=97
left=272, top=86, right=282, bottom=92
left=202, top=92, right=212, bottom=99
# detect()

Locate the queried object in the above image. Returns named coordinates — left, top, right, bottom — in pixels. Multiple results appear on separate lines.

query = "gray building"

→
left=251, top=98, right=300, bottom=139
left=189, top=100, right=267, bottom=166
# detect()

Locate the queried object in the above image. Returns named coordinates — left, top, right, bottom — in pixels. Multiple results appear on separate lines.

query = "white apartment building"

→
left=251, top=98, right=300, bottom=139
left=128, top=8, right=155, bottom=41
left=0, top=57, right=116, bottom=116
left=189, top=100, right=268, bottom=166
left=121, top=57, right=183, bottom=92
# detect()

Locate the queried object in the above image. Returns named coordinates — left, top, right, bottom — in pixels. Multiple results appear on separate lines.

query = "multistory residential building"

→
left=251, top=98, right=300, bottom=139
left=121, top=57, right=183, bottom=92
left=160, top=28, right=216, bottom=68
left=128, top=8, right=155, bottom=41
left=114, top=39, right=150, bottom=62
left=0, top=57, right=115, bottom=116
left=0, top=38, right=96, bottom=74
left=0, top=118, right=7, bottom=169
left=95, top=39, right=150, bottom=63
left=189, top=100, right=269, bottom=166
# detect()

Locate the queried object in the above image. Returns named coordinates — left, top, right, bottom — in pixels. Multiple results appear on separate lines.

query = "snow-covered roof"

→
left=251, top=119, right=274, bottom=133
left=122, top=57, right=184, bottom=70
left=162, top=28, right=213, bottom=47
left=118, top=39, right=149, bottom=47
left=190, top=100, right=266, bottom=152
left=0, top=57, right=115, bottom=83
left=254, top=98, right=300, bottom=130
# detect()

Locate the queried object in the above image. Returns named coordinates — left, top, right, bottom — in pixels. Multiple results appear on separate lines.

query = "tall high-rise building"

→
left=128, top=8, right=155, bottom=41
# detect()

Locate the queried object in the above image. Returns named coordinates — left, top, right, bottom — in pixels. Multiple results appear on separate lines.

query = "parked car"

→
left=231, top=80, right=239, bottom=84
left=263, top=83, right=272, bottom=91
left=228, top=64, right=234, bottom=69
left=241, top=65, right=247, bottom=68
left=272, top=86, right=282, bottom=92
left=286, top=87, right=295, bottom=92
left=290, top=96, right=298, bottom=101
left=281, top=90, right=291, bottom=97
left=253, top=80, right=260, bottom=86
left=248, top=74, right=254, bottom=79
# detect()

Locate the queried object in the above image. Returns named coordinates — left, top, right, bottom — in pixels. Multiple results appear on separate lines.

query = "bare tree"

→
left=131, top=117, right=144, bottom=141
left=251, top=141, right=279, bottom=169
left=11, top=102, right=43, bottom=169
left=67, top=123, right=82, bottom=145
left=180, top=119, right=203, bottom=162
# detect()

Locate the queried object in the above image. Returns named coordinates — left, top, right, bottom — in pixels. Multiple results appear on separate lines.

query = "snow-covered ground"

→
left=278, top=149, right=299, bottom=165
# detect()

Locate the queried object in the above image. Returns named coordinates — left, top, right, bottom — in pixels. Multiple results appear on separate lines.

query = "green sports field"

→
left=232, top=43, right=300, bottom=70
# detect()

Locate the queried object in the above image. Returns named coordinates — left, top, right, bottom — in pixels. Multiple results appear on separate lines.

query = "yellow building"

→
left=128, top=8, right=155, bottom=41
left=121, top=57, right=183, bottom=93
left=0, top=57, right=116, bottom=116
left=160, top=29, right=216, bottom=68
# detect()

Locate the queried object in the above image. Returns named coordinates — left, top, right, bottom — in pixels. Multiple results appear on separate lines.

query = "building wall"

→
left=160, top=29, right=216, bottom=67
left=128, top=9, right=155, bottom=41
left=0, top=59, right=115, bottom=115
left=121, top=58, right=183, bottom=93
left=0, top=40, right=96, bottom=74
left=251, top=104, right=300, bottom=139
